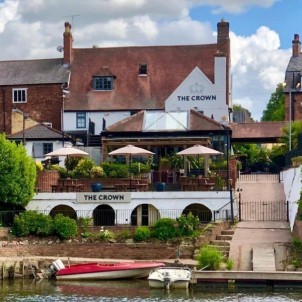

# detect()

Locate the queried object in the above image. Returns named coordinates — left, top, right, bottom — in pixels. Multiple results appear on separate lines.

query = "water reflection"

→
left=1, top=279, right=302, bottom=301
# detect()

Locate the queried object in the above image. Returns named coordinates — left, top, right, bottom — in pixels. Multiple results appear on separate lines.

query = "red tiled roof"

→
left=229, top=122, right=286, bottom=141
left=65, top=44, right=218, bottom=111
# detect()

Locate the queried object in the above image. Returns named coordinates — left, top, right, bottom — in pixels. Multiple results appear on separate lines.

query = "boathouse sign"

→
left=76, top=192, right=131, bottom=203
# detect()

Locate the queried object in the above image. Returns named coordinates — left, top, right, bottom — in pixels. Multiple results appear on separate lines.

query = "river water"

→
left=2, top=279, right=302, bottom=301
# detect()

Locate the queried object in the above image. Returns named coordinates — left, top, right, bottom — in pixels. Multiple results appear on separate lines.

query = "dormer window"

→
left=93, top=76, right=114, bottom=91
left=139, top=64, right=147, bottom=76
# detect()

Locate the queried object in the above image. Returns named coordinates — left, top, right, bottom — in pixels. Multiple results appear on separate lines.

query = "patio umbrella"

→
left=45, top=146, right=89, bottom=157
left=177, top=144, right=223, bottom=177
left=109, top=145, right=154, bottom=189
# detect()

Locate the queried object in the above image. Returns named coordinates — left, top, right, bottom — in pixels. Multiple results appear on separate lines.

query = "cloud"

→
left=191, top=0, right=279, bottom=14
left=230, top=27, right=290, bottom=120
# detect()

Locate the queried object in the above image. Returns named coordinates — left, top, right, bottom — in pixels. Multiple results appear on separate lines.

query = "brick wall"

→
left=0, top=84, right=63, bottom=134
left=36, top=171, right=60, bottom=192
left=0, top=242, right=179, bottom=260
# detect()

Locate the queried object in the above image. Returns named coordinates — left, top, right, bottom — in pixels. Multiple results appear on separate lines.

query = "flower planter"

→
left=91, top=182, right=102, bottom=192
left=155, top=182, right=165, bottom=191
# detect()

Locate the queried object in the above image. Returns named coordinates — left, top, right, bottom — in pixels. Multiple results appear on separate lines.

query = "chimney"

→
left=292, top=34, right=301, bottom=57
left=63, top=22, right=73, bottom=66
left=217, top=19, right=230, bottom=56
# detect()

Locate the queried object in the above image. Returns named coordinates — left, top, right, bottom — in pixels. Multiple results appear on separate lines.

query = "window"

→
left=93, top=77, right=114, bottom=90
left=76, top=112, right=86, bottom=128
left=13, top=88, right=27, bottom=103
left=32, top=143, right=53, bottom=158
left=139, top=64, right=147, bottom=75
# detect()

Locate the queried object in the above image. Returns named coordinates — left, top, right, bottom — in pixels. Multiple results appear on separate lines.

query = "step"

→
left=252, top=247, right=276, bottom=271
left=221, top=229, right=235, bottom=235
left=210, top=240, right=230, bottom=246
left=216, top=234, right=233, bottom=241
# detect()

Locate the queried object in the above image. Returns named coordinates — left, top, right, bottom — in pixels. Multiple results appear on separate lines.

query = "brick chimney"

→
left=217, top=19, right=230, bottom=56
left=292, top=34, right=301, bottom=57
left=63, top=22, right=73, bottom=66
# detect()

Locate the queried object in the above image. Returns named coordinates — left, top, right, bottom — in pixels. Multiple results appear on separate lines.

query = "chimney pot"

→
left=292, top=33, right=301, bottom=57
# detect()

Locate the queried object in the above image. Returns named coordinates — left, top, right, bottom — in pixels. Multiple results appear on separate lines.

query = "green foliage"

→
left=168, top=155, right=184, bottom=169
left=98, top=227, right=114, bottom=242
left=225, top=259, right=233, bottom=270
left=71, top=158, right=94, bottom=178
left=52, top=165, right=69, bottom=178
left=35, top=162, right=43, bottom=172
left=101, top=162, right=129, bottom=178
left=151, top=218, right=180, bottom=241
left=65, top=157, right=81, bottom=171
left=90, top=166, right=105, bottom=178
left=261, top=83, right=285, bottom=121
left=210, top=158, right=227, bottom=170
left=280, top=121, right=302, bottom=151
left=115, top=229, right=133, bottom=241
left=288, top=237, right=302, bottom=268
left=129, top=162, right=151, bottom=175
left=214, top=175, right=225, bottom=190
left=233, top=143, right=283, bottom=172
left=53, top=214, right=78, bottom=240
left=0, top=134, right=36, bottom=207
left=177, top=212, right=199, bottom=236
left=12, top=211, right=53, bottom=237
left=133, top=226, right=151, bottom=242
left=196, top=245, right=224, bottom=270
left=77, top=217, right=92, bottom=232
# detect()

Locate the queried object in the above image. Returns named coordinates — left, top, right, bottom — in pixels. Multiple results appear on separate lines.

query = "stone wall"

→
left=0, top=221, right=230, bottom=260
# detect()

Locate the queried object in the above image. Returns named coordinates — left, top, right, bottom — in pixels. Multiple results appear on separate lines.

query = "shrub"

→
left=101, top=162, right=129, bottom=178
left=65, top=157, right=81, bottom=172
left=115, top=229, right=133, bottom=242
left=151, top=218, right=180, bottom=241
left=133, top=226, right=151, bottom=242
left=11, top=211, right=53, bottom=237
left=71, top=158, right=95, bottom=178
left=35, top=161, right=43, bottom=172
left=52, top=165, right=69, bottom=178
left=177, top=212, right=199, bottom=237
left=98, top=227, right=114, bottom=242
left=54, top=214, right=78, bottom=239
left=90, top=166, right=105, bottom=178
left=196, top=245, right=224, bottom=270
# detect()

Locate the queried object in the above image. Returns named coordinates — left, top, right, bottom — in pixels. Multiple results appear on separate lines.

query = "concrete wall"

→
left=27, top=191, right=231, bottom=222
left=281, top=167, right=301, bottom=230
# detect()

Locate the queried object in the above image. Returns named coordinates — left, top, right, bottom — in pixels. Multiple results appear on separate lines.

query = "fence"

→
left=0, top=208, right=231, bottom=227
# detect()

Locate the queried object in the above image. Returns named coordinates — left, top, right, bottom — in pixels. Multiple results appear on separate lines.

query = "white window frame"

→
left=12, top=88, right=28, bottom=103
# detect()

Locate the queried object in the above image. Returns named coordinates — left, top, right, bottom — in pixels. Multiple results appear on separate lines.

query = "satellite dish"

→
left=56, top=45, right=64, bottom=52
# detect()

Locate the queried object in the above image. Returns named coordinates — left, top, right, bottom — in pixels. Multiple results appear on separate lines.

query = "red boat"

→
left=51, top=259, right=165, bottom=281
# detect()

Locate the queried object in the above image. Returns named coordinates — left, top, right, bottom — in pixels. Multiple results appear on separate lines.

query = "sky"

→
left=0, top=0, right=300, bottom=121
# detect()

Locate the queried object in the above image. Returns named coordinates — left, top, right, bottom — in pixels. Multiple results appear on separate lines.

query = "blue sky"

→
left=0, top=0, right=299, bottom=121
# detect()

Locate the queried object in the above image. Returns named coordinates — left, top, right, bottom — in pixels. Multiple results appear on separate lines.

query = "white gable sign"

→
left=165, top=60, right=229, bottom=122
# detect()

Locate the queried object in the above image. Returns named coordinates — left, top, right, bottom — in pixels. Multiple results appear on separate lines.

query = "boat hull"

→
left=54, top=261, right=165, bottom=281
left=148, top=267, right=192, bottom=289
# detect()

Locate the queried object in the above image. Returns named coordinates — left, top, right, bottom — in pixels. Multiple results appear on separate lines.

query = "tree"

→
left=279, top=120, right=302, bottom=151
left=0, top=134, right=36, bottom=208
left=261, top=83, right=285, bottom=121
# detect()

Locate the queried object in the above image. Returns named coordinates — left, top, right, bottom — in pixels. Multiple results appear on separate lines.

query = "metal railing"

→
left=0, top=208, right=231, bottom=227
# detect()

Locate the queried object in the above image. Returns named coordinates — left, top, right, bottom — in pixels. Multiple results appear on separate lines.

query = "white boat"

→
left=148, top=266, right=192, bottom=289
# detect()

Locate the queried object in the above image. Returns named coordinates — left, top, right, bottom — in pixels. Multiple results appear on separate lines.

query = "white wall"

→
left=165, top=59, right=229, bottom=123
left=27, top=191, right=232, bottom=223
left=282, top=167, right=302, bottom=230
left=25, top=140, right=72, bottom=165
left=64, top=111, right=131, bottom=134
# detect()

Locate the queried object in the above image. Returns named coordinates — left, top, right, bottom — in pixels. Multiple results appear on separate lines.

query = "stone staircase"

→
left=193, top=228, right=234, bottom=259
